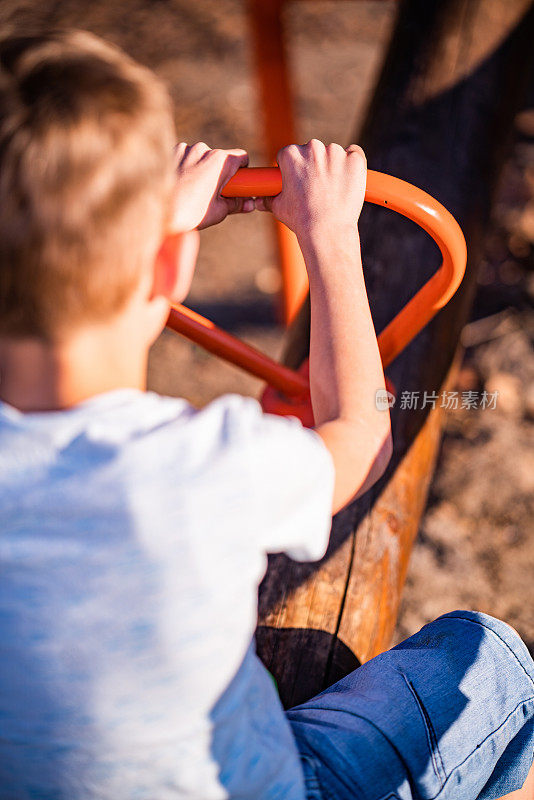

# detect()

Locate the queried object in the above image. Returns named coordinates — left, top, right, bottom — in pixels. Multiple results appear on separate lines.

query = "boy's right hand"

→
left=255, top=140, right=367, bottom=244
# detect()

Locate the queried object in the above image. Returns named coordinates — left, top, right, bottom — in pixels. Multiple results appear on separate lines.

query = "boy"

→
left=0, top=29, right=533, bottom=800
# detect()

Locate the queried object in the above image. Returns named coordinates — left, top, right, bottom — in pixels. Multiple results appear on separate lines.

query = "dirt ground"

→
left=3, top=1, right=532, bottom=652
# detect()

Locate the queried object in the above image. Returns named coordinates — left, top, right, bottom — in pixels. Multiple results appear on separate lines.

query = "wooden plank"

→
left=332, top=360, right=454, bottom=667
left=256, top=0, right=534, bottom=709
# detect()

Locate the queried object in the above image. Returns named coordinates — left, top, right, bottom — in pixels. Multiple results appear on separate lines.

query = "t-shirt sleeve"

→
left=216, top=395, right=335, bottom=562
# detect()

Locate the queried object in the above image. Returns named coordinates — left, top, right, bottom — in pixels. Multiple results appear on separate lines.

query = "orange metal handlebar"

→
left=167, top=168, right=467, bottom=398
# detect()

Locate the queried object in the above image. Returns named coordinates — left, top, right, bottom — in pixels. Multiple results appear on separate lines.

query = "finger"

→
left=276, top=143, right=303, bottom=167
left=224, top=197, right=254, bottom=215
left=346, top=143, right=366, bottom=162
left=173, top=142, right=188, bottom=159
left=222, top=148, right=248, bottom=159
left=308, top=138, right=326, bottom=154
left=229, top=150, right=249, bottom=168
left=326, top=142, right=345, bottom=154
left=182, top=142, right=210, bottom=164
left=202, top=148, right=248, bottom=166
left=173, top=142, right=190, bottom=169
left=190, top=141, right=210, bottom=153
left=218, top=150, right=250, bottom=191
left=254, top=196, right=274, bottom=212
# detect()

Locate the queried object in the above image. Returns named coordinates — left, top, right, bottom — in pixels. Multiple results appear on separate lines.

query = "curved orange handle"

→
left=167, top=168, right=467, bottom=398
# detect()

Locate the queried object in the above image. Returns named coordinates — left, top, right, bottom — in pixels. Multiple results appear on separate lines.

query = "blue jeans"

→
left=287, top=611, right=534, bottom=800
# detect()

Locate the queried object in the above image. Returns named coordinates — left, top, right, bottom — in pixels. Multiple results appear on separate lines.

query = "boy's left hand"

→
left=170, top=143, right=254, bottom=232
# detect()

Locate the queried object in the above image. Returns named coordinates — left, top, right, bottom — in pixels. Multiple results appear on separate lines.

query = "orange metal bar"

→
left=247, top=0, right=308, bottom=325
left=166, top=304, right=308, bottom=397
left=167, top=167, right=467, bottom=394
left=247, top=1, right=294, bottom=157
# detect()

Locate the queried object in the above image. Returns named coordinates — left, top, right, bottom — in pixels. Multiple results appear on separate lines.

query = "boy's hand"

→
left=170, top=143, right=254, bottom=233
left=255, top=140, right=367, bottom=242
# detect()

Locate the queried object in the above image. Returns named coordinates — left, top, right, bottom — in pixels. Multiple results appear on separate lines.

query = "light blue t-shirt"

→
left=0, top=389, right=334, bottom=799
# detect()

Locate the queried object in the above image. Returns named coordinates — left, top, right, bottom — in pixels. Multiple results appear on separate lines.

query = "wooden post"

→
left=256, top=0, right=534, bottom=709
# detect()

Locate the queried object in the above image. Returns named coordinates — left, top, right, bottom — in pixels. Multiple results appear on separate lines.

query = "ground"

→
left=3, top=1, right=532, bottom=653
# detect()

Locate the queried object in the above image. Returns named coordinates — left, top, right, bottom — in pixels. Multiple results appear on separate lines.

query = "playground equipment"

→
left=165, top=0, right=534, bottom=707
left=167, top=167, right=467, bottom=424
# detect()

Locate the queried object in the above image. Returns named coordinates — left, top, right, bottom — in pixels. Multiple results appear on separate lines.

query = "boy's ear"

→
left=152, top=230, right=199, bottom=303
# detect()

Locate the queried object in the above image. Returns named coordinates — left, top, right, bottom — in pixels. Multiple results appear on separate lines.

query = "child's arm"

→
left=256, top=140, right=392, bottom=514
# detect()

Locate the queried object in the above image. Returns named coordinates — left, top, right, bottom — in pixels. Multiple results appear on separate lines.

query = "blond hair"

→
left=0, top=30, right=176, bottom=339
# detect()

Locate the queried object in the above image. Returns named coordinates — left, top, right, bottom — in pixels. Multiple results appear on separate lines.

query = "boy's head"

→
left=0, top=30, right=178, bottom=342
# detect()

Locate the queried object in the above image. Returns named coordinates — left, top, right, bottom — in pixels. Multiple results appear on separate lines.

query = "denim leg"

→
left=287, top=611, right=534, bottom=800
left=478, top=718, right=534, bottom=799
left=439, top=612, right=534, bottom=799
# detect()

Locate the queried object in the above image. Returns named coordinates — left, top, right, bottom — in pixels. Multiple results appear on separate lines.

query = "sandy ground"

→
left=2, top=1, right=532, bottom=652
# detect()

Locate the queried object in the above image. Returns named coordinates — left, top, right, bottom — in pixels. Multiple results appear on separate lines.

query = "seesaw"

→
left=162, top=0, right=523, bottom=708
